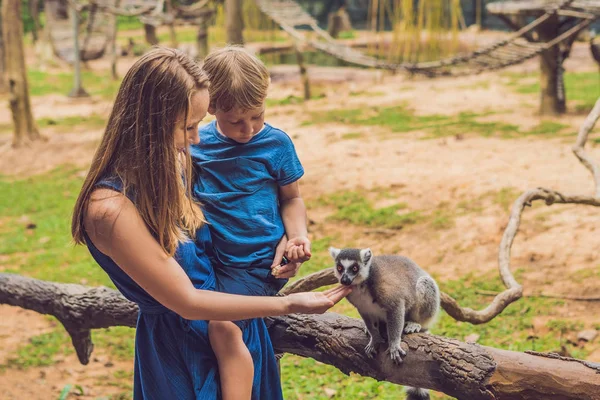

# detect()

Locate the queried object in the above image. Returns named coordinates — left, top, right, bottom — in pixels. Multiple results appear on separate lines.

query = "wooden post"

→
left=294, top=43, right=311, bottom=101
left=196, top=13, right=210, bottom=59
left=225, top=0, right=244, bottom=45
left=143, top=24, right=159, bottom=46
left=538, top=14, right=565, bottom=115
left=29, top=0, right=41, bottom=43
left=109, top=0, right=120, bottom=80
left=328, top=11, right=343, bottom=38
left=68, top=5, right=89, bottom=98
left=2, top=0, right=43, bottom=147
left=166, top=0, right=178, bottom=48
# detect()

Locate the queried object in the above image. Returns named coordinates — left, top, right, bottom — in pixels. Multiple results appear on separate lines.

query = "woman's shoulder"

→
left=87, top=188, right=130, bottom=222
left=84, top=189, right=136, bottom=254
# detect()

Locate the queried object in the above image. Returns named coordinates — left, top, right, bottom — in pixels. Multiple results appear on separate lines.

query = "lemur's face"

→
left=329, top=247, right=373, bottom=286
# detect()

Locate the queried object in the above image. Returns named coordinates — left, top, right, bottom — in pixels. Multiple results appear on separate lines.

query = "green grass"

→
left=434, top=271, right=588, bottom=358
left=266, top=92, right=326, bottom=107
left=0, top=167, right=136, bottom=373
left=341, top=132, right=364, bottom=140
left=570, top=265, right=600, bottom=283
left=314, top=191, right=422, bottom=229
left=311, top=187, right=527, bottom=233
left=504, top=71, right=600, bottom=112
left=304, top=105, right=571, bottom=139
left=430, top=208, right=455, bottom=230
left=1, top=330, right=73, bottom=370
left=0, top=114, right=107, bottom=135
left=490, top=187, right=521, bottom=212
left=117, top=15, right=143, bottom=31
left=27, top=69, right=122, bottom=99
left=0, top=169, right=591, bottom=400
left=117, top=24, right=289, bottom=51
left=337, top=30, right=357, bottom=40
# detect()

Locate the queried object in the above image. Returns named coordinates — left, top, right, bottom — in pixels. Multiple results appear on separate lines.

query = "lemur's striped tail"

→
left=406, top=386, right=430, bottom=400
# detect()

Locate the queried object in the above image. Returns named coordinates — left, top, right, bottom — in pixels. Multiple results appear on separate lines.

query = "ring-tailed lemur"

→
left=329, top=247, right=440, bottom=400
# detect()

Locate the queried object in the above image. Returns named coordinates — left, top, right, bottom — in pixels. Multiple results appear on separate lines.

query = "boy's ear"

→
left=208, top=105, right=216, bottom=115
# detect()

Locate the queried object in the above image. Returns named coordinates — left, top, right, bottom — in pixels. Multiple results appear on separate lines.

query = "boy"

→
left=190, top=46, right=311, bottom=399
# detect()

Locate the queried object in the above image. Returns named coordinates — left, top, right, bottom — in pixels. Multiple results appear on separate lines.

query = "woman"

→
left=71, top=47, right=349, bottom=399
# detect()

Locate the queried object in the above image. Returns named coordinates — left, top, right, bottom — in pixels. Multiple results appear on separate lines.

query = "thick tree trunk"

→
left=1, top=273, right=599, bottom=400
left=143, top=24, right=159, bottom=46
left=2, top=0, right=42, bottom=147
left=225, top=0, right=244, bottom=45
left=538, top=14, right=566, bottom=115
left=0, top=9, right=6, bottom=93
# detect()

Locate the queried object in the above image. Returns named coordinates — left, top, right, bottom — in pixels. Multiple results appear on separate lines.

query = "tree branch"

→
left=572, top=98, right=600, bottom=197
left=286, top=98, right=600, bottom=325
left=2, top=273, right=599, bottom=400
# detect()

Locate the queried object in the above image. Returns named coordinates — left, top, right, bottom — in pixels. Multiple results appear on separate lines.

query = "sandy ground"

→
left=1, top=35, right=600, bottom=399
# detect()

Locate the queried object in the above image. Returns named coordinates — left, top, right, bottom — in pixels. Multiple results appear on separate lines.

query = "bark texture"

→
left=1, top=273, right=599, bottom=400
left=225, top=0, right=244, bottom=45
left=2, top=0, right=42, bottom=147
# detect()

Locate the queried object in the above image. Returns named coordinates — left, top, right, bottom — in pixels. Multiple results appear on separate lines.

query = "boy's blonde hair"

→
left=202, top=46, right=270, bottom=112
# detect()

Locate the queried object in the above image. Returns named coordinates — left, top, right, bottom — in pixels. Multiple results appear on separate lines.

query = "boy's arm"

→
left=279, top=181, right=311, bottom=262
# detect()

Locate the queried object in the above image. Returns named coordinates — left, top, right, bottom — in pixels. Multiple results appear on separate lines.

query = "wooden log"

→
left=294, top=43, right=310, bottom=101
left=538, top=13, right=566, bottom=115
left=1, top=273, right=599, bottom=399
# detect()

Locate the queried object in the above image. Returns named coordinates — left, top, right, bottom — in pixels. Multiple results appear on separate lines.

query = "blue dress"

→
left=84, top=178, right=283, bottom=399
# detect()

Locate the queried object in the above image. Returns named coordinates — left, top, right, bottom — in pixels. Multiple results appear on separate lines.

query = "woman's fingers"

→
left=322, top=285, right=348, bottom=296
left=325, top=286, right=352, bottom=304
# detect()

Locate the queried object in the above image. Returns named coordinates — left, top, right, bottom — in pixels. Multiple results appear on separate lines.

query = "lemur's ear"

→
left=360, top=248, right=373, bottom=265
left=329, top=247, right=341, bottom=259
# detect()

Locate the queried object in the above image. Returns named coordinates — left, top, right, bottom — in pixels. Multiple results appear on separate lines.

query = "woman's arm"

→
left=85, top=189, right=348, bottom=321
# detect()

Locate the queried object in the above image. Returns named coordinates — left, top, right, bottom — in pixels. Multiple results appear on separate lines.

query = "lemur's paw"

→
left=388, top=343, right=406, bottom=364
left=365, top=340, right=378, bottom=358
left=404, top=322, right=422, bottom=334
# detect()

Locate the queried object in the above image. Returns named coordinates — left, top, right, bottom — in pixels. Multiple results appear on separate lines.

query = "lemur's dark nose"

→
left=340, top=275, right=352, bottom=286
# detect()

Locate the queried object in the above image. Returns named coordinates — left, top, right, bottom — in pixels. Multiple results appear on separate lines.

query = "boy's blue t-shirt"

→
left=190, top=121, right=304, bottom=269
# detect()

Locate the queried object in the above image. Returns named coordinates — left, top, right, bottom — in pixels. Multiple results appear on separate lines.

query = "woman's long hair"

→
left=72, top=47, right=208, bottom=256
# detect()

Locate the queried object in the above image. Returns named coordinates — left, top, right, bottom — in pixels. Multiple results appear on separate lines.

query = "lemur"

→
left=329, top=247, right=440, bottom=400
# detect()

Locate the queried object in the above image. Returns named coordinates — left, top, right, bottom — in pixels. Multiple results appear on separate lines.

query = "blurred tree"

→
left=225, top=0, right=243, bottom=44
left=144, top=24, right=159, bottom=45
left=2, top=0, right=43, bottom=147
left=0, top=4, right=6, bottom=93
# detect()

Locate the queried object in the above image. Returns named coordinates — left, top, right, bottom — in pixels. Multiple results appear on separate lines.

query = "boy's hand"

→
left=271, top=235, right=299, bottom=278
left=285, top=236, right=311, bottom=263
left=273, top=258, right=301, bottom=279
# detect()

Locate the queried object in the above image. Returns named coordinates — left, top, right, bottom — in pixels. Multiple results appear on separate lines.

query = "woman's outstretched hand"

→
left=285, top=285, right=352, bottom=314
